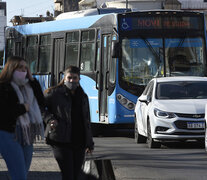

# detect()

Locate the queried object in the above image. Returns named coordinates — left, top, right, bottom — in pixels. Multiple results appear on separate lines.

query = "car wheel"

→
left=134, top=118, right=147, bottom=144
left=147, top=120, right=161, bottom=148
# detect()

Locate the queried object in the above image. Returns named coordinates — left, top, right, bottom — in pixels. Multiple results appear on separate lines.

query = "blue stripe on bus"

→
left=165, top=38, right=203, bottom=47
left=129, top=38, right=203, bottom=48
left=12, top=14, right=106, bottom=35
left=130, top=39, right=162, bottom=48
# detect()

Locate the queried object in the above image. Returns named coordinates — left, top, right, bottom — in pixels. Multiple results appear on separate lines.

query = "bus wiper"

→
left=170, top=33, right=186, bottom=57
left=142, top=37, right=163, bottom=69
left=168, top=34, right=187, bottom=76
left=142, top=38, right=162, bottom=64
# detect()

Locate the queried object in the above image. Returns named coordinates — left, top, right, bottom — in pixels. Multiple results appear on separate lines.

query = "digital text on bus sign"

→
left=120, top=16, right=201, bottom=31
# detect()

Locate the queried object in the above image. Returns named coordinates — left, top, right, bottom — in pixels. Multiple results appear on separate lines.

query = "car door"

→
left=137, top=81, right=152, bottom=135
left=141, top=81, right=154, bottom=135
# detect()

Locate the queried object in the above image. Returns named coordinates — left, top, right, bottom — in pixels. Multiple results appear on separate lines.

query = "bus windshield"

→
left=121, top=38, right=163, bottom=86
left=165, top=37, right=205, bottom=76
left=121, top=37, right=206, bottom=87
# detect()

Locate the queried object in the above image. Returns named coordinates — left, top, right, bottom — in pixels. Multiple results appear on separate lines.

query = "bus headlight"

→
left=117, top=94, right=135, bottom=110
left=127, top=102, right=135, bottom=110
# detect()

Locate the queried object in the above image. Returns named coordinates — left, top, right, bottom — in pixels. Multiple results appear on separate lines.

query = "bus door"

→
left=99, top=34, right=111, bottom=123
left=53, top=38, right=65, bottom=85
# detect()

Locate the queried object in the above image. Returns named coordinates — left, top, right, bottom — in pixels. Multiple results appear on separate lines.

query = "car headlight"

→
left=154, top=108, right=176, bottom=119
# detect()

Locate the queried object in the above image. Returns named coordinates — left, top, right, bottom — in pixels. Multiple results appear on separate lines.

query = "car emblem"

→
left=192, top=114, right=202, bottom=118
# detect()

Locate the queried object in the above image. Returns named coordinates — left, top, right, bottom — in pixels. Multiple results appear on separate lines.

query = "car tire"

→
left=147, top=120, right=161, bottom=148
left=134, top=118, right=147, bottom=144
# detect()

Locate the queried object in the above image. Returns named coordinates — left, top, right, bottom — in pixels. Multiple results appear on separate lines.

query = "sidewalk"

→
left=0, top=141, right=61, bottom=180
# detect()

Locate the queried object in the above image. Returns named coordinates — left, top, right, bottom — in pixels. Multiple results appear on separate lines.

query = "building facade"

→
left=0, top=0, right=6, bottom=51
left=179, top=0, right=207, bottom=29
left=98, top=0, right=166, bottom=10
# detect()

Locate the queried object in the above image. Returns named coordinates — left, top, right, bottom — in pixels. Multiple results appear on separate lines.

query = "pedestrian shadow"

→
left=94, top=129, right=134, bottom=138
left=162, top=140, right=205, bottom=149
left=0, top=171, right=61, bottom=180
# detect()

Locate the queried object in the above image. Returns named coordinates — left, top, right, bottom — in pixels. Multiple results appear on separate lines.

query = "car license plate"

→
left=187, top=122, right=205, bottom=129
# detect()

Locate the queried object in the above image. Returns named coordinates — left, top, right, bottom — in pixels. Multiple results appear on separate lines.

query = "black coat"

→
left=43, top=85, right=94, bottom=150
left=0, top=79, right=45, bottom=133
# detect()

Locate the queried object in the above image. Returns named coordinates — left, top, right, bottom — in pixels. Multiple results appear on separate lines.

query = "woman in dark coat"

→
left=0, top=56, right=45, bottom=180
left=44, top=66, right=94, bottom=180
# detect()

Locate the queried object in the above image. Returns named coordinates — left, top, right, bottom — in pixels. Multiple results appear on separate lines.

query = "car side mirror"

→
left=139, top=95, right=151, bottom=103
left=112, top=40, right=121, bottom=58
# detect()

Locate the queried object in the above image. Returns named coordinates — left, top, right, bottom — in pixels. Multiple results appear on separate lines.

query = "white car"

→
left=134, top=76, right=207, bottom=148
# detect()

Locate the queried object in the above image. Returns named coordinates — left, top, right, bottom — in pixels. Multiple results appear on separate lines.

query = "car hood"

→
left=154, top=99, right=207, bottom=114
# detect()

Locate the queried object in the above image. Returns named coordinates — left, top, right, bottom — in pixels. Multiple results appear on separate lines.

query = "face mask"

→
left=64, top=81, right=79, bottom=90
left=13, top=70, right=27, bottom=86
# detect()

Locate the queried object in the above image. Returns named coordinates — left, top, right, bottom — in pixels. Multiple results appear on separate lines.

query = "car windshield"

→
left=156, top=81, right=207, bottom=99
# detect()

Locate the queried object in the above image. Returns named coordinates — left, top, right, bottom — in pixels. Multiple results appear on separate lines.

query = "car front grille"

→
left=175, top=113, right=205, bottom=119
left=174, top=120, right=205, bottom=130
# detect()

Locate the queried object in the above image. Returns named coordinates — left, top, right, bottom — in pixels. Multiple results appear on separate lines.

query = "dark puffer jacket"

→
left=43, top=85, right=94, bottom=150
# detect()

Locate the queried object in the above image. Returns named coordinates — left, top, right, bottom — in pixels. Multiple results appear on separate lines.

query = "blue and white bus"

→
left=4, top=10, right=207, bottom=132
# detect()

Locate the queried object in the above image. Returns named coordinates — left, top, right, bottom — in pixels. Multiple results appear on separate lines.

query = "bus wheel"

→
left=147, top=120, right=161, bottom=148
left=134, top=118, right=147, bottom=144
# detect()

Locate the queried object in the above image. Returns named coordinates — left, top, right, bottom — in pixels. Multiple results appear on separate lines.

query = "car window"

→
left=142, top=82, right=150, bottom=95
left=147, top=81, right=154, bottom=98
left=156, top=81, right=207, bottom=99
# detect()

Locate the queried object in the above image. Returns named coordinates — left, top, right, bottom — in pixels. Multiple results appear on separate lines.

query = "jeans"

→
left=52, top=145, right=85, bottom=180
left=0, top=130, right=33, bottom=180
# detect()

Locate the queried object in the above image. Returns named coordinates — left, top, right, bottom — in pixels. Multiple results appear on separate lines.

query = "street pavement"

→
left=0, top=141, right=61, bottom=180
left=0, top=137, right=118, bottom=180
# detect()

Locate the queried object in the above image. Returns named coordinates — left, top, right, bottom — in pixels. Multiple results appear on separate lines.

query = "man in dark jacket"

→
left=43, top=66, right=94, bottom=180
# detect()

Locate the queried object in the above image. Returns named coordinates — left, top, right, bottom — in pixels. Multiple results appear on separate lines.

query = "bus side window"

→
left=26, top=36, right=38, bottom=74
left=65, top=31, right=79, bottom=68
left=109, top=54, right=116, bottom=84
left=6, top=39, right=14, bottom=60
left=80, top=30, right=95, bottom=72
left=95, top=29, right=101, bottom=71
left=38, top=35, right=52, bottom=73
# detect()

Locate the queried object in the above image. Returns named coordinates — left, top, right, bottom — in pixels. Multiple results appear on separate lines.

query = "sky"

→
left=4, top=0, right=206, bottom=26
left=4, top=0, right=54, bottom=26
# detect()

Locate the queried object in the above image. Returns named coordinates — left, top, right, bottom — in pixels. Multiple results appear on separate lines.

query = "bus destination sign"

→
left=120, top=16, right=201, bottom=31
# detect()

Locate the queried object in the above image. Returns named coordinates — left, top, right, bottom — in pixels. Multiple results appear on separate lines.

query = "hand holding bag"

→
left=79, top=154, right=99, bottom=180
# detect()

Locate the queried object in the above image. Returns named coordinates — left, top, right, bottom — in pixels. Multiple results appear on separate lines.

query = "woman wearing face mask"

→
left=43, top=66, right=94, bottom=180
left=0, top=56, right=45, bottom=180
